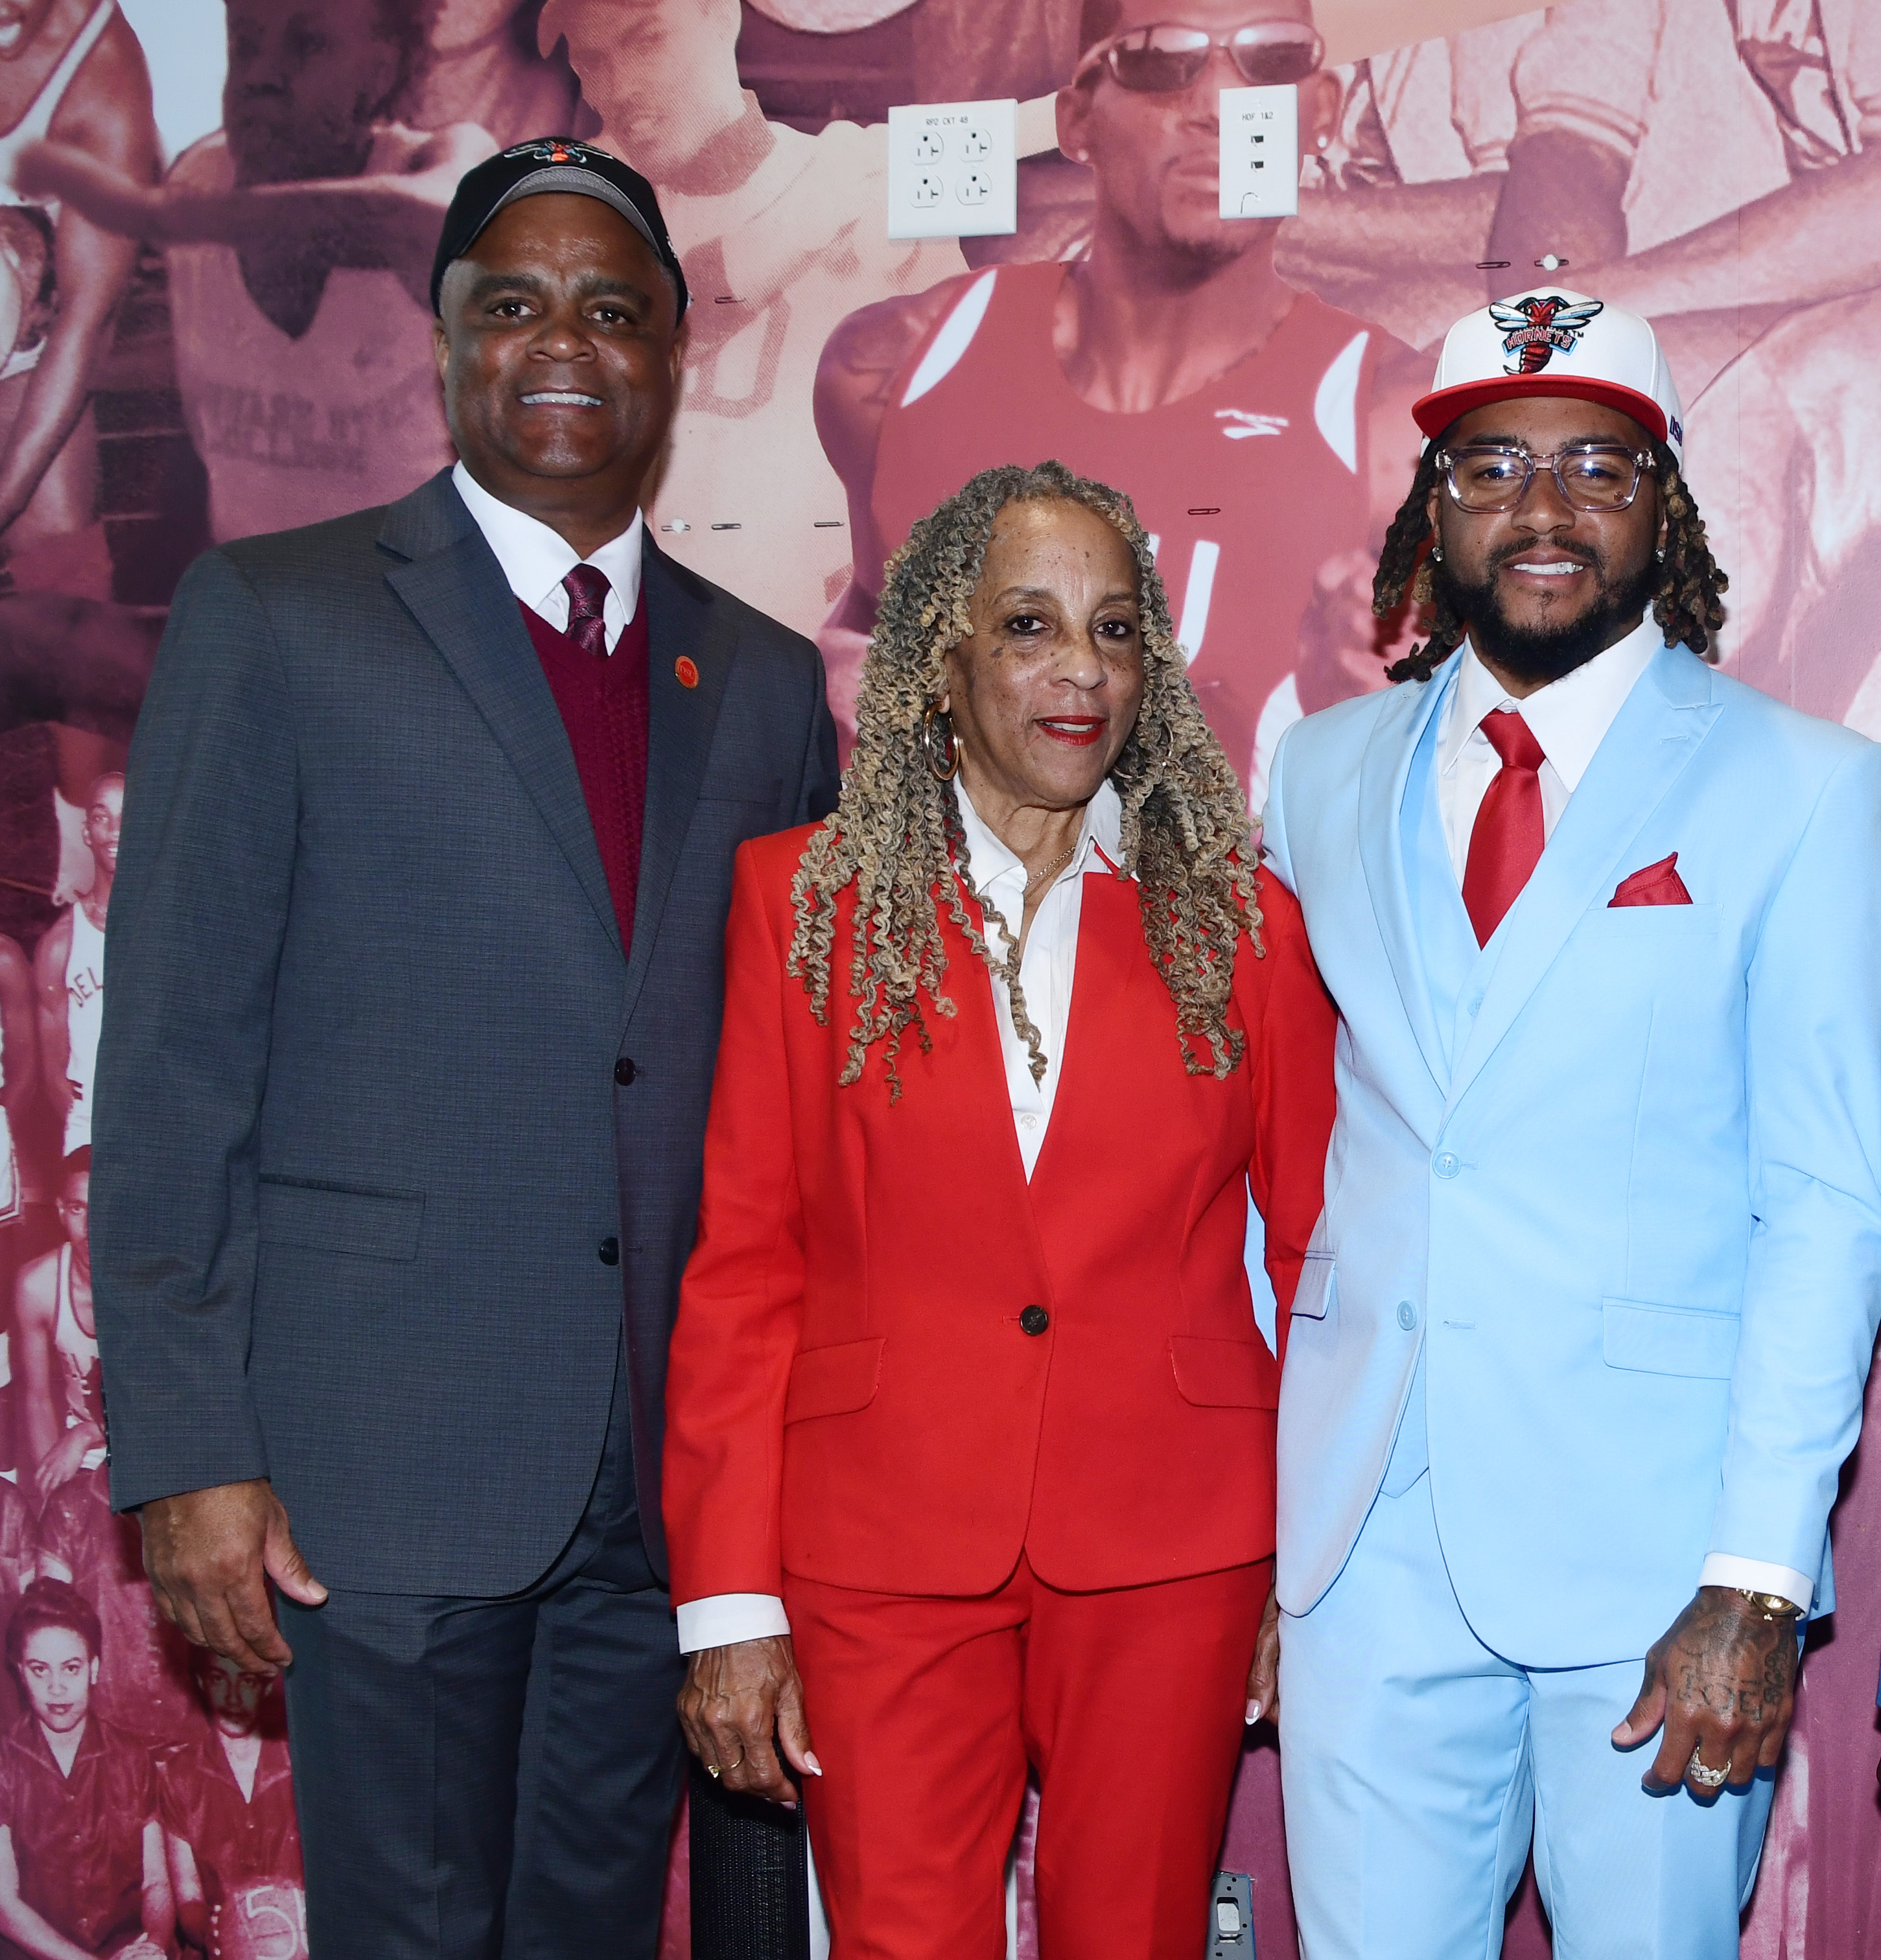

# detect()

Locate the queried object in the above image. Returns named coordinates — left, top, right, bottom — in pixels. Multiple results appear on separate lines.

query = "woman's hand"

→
left=1246, top=1581, right=1281, bottom=1728
left=678, top=1635, right=821, bottom=1807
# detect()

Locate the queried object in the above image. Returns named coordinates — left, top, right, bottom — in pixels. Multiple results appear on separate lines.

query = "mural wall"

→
left=0, top=0, right=1873, bottom=1953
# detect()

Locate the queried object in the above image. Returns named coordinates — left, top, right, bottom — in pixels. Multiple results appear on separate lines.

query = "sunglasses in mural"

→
left=1073, top=21, right=1326, bottom=93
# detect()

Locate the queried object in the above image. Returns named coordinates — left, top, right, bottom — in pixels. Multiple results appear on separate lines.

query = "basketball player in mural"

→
left=32, top=770, right=113, bottom=1156
left=0, top=1580, right=170, bottom=1959
left=0, top=0, right=155, bottom=600
left=0, top=909, right=38, bottom=1516
left=15, top=1148, right=100, bottom=1517
left=816, top=0, right=1427, bottom=797
left=149, top=0, right=450, bottom=542
left=18, top=1143, right=190, bottom=1747
left=159, top=1652, right=301, bottom=1960
left=541, top=0, right=964, bottom=640
left=11, top=3, right=600, bottom=549
left=0, top=910, right=37, bottom=1230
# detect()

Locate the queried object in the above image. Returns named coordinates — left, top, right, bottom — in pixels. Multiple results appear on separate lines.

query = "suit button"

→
left=598, top=1237, right=620, bottom=1266
left=1019, top=1305, right=1049, bottom=1336
left=1397, top=1301, right=1418, bottom=1330
left=614, top=1057, right=637, bottom=1086
left=1432, top=1150, right=1460, bottom=1179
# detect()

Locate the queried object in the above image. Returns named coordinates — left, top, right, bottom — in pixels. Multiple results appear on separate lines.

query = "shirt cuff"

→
left=1699, top=1554, right=1814, bottom=1614
left=675, top=1593, right=792, bottom=1655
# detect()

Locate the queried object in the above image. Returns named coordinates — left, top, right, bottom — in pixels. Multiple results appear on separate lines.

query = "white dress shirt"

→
left=1435, top=615, right=1659, bottom=880
left=451, top=461, right=643, bottom=649
left=675, top=778, right=1127, bottom=1654
left=953, top=775, right=1124, bottom=1179
left=1436, top=619, right=1813, bottom=1614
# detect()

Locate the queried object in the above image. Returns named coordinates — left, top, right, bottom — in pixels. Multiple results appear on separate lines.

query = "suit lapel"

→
left=1358, top=665, right=1456, bottom=1095
left=1445, top=644, right=1722, bottom=1115
left=379, top=475, right=622, bottom=959
left=624, top=543, right=737, bottom=1020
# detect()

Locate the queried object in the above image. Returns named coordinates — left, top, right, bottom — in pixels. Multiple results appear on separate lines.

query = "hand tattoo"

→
left=1642, top=1587, right=1799, bottom=1785
left=1665, top=1593, right=1792, bottom=1721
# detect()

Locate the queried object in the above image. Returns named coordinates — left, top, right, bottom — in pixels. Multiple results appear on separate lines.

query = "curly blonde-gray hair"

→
left=789, top=460, right=1262, bottom=1097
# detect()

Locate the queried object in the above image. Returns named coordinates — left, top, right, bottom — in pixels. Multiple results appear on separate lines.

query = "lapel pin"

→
left=675, top=656, right=699, bottom=690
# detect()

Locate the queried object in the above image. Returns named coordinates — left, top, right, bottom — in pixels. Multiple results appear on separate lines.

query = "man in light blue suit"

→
left=1258, top=290, right=1881, bottom=1958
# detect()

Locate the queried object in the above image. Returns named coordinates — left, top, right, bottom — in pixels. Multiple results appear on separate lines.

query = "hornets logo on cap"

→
left=1488, top=295, right=1604, bottom=377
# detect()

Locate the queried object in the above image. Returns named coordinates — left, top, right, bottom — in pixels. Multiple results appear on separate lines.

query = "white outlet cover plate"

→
left=887, top=99, right=1018, bottom=239
left=1219, top=84, right=1298, bottom=220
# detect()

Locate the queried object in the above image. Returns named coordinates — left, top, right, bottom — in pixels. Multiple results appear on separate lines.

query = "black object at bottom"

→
left=688, top=1755, right=812, bottom=1960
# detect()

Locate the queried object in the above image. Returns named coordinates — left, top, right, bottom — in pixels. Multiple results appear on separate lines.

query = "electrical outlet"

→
left=1208, top=1871, right=1256, bottom=1957
left=887, top=99, right=1018, bottom=239
left=1217, top=84, right=1299, bottom=221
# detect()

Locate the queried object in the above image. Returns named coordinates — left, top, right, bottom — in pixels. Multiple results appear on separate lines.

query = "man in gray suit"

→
left=89, top=139, right=838, bottom=1956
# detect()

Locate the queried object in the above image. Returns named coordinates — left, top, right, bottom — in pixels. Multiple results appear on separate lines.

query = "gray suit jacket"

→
left=91, top=470, right=838, bottom=1594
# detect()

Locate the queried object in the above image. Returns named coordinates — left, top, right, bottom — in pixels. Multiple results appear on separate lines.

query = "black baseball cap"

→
left=429, top=137, right=690, bottom=319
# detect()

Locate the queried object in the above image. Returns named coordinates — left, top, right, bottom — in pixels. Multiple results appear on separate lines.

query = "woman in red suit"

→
left=662, top=460, right=1335, bottom=1957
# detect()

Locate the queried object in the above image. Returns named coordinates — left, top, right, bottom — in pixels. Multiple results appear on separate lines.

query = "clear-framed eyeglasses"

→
left=1436, top=444, right=1658, bottom=514
left=1072, top=20, right=1326, bottom=93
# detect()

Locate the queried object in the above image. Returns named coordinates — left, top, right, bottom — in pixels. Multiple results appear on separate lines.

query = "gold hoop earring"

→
left=920, top=703, right=959, bottom=782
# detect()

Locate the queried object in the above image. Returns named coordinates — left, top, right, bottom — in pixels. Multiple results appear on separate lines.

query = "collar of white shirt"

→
left=451, top=460, right=644, bottom=651
left=1438, top=613, right=1663, bottom=793
left=953, top=775, right=1124, bottom=915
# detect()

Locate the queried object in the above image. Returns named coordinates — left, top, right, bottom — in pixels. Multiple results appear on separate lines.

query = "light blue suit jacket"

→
left=1263, top=640, right=1881, bottom=1665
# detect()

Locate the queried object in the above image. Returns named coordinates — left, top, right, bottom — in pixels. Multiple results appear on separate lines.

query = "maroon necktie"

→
left=563, top=564, right=611, bottom=657
left=1461, top=709, right=1546, bottom=946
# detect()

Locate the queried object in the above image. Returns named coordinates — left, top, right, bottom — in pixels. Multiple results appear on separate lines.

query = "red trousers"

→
left=786, top=1552, right=1268, bottom=1959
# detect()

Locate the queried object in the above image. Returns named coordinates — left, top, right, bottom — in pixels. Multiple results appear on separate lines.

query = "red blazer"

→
left=662, top=826, right=1337, bottom=1604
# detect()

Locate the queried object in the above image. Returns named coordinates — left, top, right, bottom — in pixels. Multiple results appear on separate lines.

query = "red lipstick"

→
left=1038, top=717, right=1106, bottom=747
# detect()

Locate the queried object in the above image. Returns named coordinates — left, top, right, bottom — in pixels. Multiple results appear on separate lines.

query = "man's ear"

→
left=1301, top=69, right=1340, bottom=155
left=1057, top=84, right=1093, bottom=166
left=432, top=318, right=450, bottom=385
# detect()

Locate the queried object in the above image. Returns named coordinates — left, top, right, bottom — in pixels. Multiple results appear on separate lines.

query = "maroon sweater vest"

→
left=519, top=598, right=649, bottom=953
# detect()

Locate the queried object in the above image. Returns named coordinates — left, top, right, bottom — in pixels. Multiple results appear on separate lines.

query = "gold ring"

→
left=707, top=1762, right=721, bottom=1779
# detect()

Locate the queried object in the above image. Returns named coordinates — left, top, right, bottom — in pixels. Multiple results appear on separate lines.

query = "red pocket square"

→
left=1609, top=852, right=1692, bottom=907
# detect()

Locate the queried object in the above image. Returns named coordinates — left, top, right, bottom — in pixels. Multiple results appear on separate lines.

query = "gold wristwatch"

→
left=1735, top=1589, right=1803, bottom=1621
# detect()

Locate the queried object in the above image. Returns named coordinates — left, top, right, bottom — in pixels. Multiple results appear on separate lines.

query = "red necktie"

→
left=563, top=564, right=611, bottom=657
left=1461, top=709, right=1546, bottom=946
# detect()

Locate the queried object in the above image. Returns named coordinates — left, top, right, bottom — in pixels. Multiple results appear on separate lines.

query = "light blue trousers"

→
left=1278, top=1467, right=1775, bottom=1960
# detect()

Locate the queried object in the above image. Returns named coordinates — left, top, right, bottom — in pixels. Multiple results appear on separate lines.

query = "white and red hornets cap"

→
left=1412, top=288, right=1685, bottom=463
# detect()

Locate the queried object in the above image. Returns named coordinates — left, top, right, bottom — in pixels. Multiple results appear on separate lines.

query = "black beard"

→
left=1432, top=546, right=1659, bottom=687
